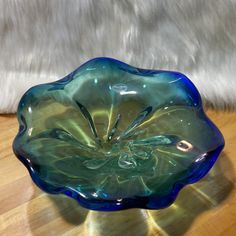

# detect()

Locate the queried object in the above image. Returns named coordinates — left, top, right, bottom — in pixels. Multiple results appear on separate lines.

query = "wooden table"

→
left=0, top=110, right=236, bottom=236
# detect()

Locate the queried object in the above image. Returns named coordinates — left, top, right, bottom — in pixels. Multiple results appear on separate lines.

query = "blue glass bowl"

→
left=13, top=57, right=224, bottom=211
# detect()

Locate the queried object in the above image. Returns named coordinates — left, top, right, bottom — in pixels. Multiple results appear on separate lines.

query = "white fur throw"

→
left=0, top=0, right=236, bottom=113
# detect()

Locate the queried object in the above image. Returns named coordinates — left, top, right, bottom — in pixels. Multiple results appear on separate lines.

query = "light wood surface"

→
left=0, top=110, right=236, bottom=236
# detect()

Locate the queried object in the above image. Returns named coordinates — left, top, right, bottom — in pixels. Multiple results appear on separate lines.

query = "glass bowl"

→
left=13, top=58, right=224, bottom=211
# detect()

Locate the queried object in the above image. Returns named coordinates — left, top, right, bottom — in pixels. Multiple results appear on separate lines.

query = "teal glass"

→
left=13, top=57, right=224, bottom=211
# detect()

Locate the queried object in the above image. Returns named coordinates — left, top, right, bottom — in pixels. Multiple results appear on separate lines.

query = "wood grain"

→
left=0, top=110, right=236, bottom=236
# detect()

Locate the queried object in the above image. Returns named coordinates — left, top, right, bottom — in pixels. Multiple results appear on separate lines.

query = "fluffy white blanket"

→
left=0, top=0, right=236, bottom=113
